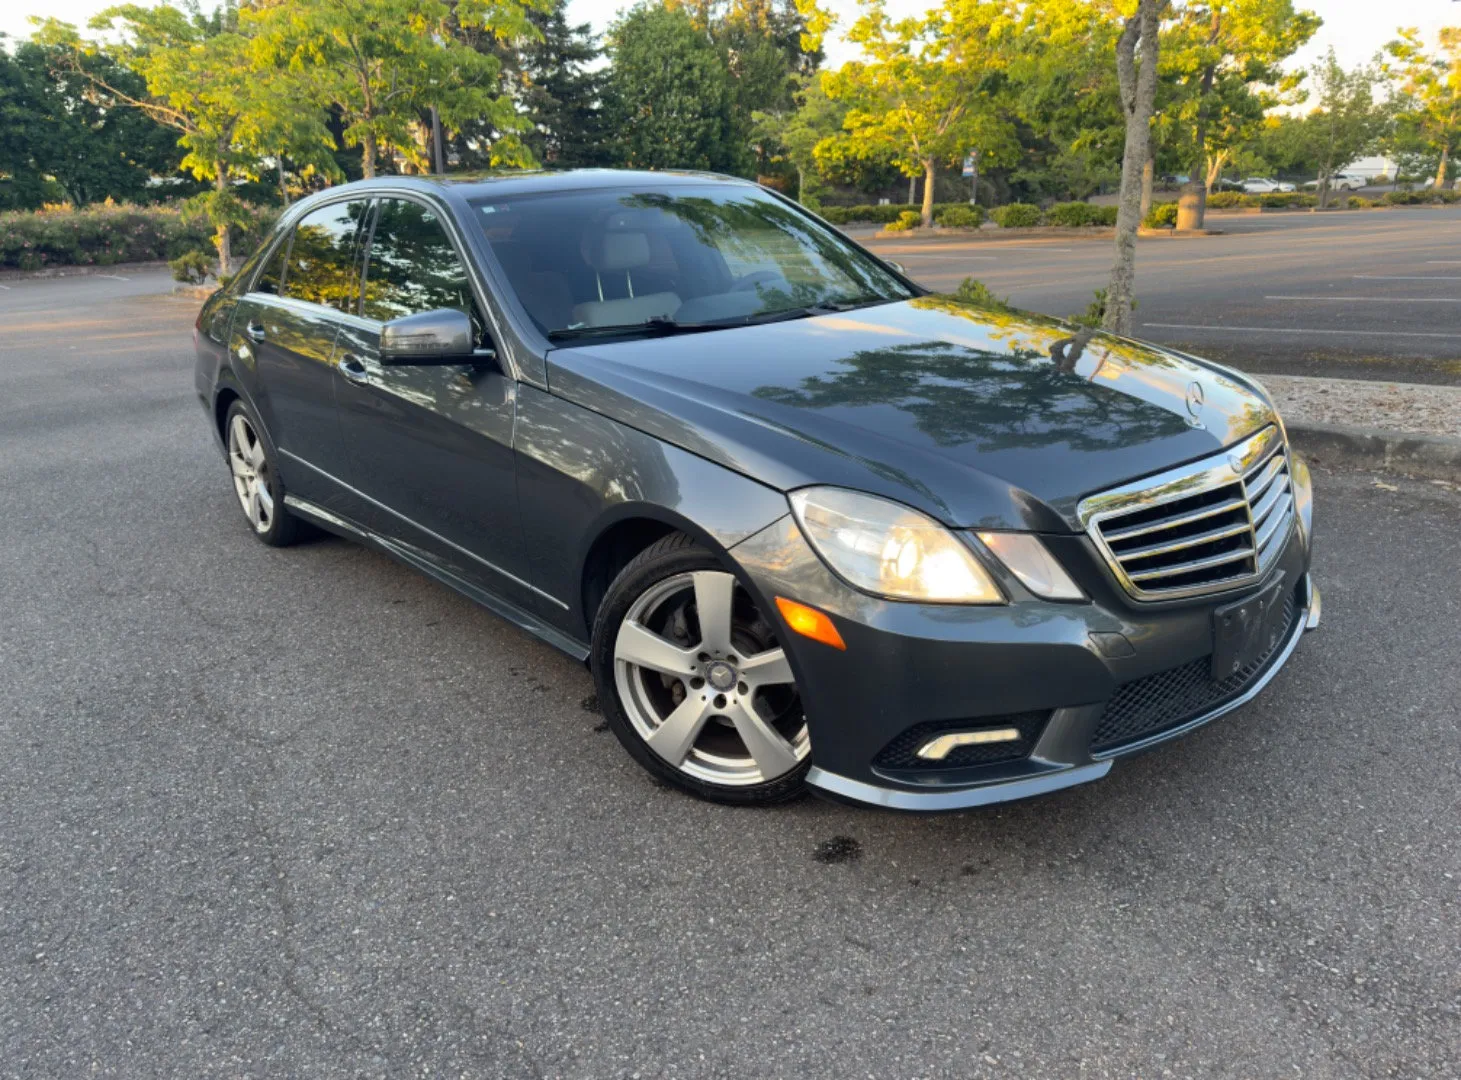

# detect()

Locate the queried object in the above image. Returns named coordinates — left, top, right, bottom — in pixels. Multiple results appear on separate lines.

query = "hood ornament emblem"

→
left=1185, top=381, right=1205, bottom=418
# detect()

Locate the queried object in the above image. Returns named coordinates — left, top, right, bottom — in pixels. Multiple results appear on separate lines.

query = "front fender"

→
left=514, top=384, right=790, bottom=636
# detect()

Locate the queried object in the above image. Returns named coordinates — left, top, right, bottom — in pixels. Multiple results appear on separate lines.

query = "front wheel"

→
left=590, top=534, right=810, bottom=805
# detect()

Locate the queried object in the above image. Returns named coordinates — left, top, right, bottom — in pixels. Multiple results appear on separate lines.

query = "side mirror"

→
left=380, top=308, right=489, bottom=365
left=886, top=260, right=907, bottom=275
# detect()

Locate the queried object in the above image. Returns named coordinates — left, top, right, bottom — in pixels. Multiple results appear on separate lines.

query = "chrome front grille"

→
left=1079, top=426, right=1296, bottom=601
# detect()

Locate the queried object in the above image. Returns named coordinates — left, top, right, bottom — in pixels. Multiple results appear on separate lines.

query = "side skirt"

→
left=283, top=494, right=591, bottom=663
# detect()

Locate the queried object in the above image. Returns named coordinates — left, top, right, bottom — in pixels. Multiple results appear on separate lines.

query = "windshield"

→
left=468, top=183, right=914, bottom=340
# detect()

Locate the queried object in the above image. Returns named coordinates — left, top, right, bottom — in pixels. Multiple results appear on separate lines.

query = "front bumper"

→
left=731, top=507, right=1317, bottom=812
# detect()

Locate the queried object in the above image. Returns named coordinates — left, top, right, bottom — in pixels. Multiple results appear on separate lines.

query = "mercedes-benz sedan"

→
left=194, top=170, right=1317, bottom=810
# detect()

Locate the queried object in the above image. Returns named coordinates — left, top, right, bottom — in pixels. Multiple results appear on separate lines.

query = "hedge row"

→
left=824, top=200, right=1117, bottom=230
left=0, top=202, right=277, bottom=272
left=1382, top=188, right=1461, bottom=205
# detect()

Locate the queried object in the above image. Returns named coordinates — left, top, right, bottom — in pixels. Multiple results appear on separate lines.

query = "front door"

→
left=233, top=197, right=370, bottom=510
left=332, top=196, right=536, bottom=607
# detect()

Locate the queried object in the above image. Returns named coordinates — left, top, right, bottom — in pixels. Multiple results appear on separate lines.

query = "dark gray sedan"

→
left=193, top=169, right=1317, bottom=811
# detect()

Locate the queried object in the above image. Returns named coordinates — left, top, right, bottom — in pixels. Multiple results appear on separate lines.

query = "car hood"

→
left=545, top=296, right=1277, bottom=532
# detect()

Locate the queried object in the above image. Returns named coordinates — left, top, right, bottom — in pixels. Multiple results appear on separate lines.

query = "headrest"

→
left=586, top=231, right=650, bottom=272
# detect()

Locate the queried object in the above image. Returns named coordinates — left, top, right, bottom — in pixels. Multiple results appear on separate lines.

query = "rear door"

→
left=233, top=197, right=370, bottom=509
left=332, top=195, right=539, bottom=607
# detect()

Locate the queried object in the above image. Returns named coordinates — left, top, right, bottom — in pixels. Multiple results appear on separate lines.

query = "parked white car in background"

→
left=1240, top=178, right=1297, bottom=193
left=1303, top=173, right=1366, bottom=191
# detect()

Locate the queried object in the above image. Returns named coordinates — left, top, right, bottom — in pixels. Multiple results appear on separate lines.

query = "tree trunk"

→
left=1316, top=173, right=1330, bottom=210
left=907, top=173, right=917, bottom=205
left=278, top=159, right=289, bottom=206
left=362, top=132, right=378, bottom=179
left=213, top=168, right=231, bottom=280
left=796, top=164, right=806, bottom=205
left=921, top=158, right=937, bottom=227
left=1176, top=181, right=1206, bottom=231
left=1103, top=0, right=1164, bottom=336
left=1436, top=141, right=1450, bottom=189
left=1139, top=150, right=1154, bottom=223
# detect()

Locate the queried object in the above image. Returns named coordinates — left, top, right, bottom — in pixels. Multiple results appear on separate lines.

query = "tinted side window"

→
left=361, top=198, right=473, bottom=323
left=282, top=200, right=368, bottom=312
left=254, top=236, right=289, bottom=295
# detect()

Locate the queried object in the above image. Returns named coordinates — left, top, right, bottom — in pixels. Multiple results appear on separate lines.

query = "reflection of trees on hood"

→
left=753, top=337, right=1191, bottom=454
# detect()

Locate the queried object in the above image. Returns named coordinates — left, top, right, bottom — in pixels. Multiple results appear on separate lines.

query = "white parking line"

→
left=1427, top=260, right=1461, bottom=265
left=99, top=274, right=130, bottom=281
left=1142, top=322, right=1456, bottom=339
left=1265, top=295, right=1461, bottom=303
left=1354, top=274, right=1461, bottom=281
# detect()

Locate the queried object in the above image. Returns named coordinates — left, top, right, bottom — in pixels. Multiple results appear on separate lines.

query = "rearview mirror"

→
left=380, top=308, right=487, bottom=365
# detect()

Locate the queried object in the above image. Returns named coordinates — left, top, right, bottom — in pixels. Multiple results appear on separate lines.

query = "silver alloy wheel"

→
left=613, top=570, right=809, bottom=786
left=227, top=413, right=275, bottom=534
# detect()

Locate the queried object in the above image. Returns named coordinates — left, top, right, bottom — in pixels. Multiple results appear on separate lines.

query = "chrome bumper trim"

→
left=805, top=761, right=1113, bottom=812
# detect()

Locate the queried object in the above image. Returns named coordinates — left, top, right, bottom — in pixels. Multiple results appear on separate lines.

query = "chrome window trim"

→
left=1078, top=426, right=1296, bottom=602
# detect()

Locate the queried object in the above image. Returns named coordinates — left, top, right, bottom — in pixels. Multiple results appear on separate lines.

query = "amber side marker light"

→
left=774, top=597, right=847, bottom=651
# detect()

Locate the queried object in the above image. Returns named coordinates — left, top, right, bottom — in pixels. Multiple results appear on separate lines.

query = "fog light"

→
left=915, top=728, right=1021, bottom=760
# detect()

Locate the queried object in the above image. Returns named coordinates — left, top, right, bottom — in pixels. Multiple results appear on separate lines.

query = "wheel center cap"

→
left=706, top=661, right=737, bottom=692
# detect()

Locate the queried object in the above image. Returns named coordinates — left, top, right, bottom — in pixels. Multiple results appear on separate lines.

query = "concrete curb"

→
left=1286, top=421, right=1461, bottom=483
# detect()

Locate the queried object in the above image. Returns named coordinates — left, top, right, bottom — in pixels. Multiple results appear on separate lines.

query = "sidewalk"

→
left=1262, top=374, right=1461, bottom=482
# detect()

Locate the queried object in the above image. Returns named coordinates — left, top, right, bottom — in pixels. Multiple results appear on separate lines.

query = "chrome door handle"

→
left=337, top=354, right=369, bottom=381
left=244, top=322, right=266, bottom=343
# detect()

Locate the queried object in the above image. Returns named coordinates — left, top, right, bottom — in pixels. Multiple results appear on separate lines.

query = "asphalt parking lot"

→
left=3, top=271, right=1460, bottom=1078
left=861, top=205, right=1461, bottom=386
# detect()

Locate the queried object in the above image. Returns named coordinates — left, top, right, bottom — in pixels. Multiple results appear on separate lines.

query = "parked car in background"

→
left=193, top=169, right=1318, bottom=811
left=1240, top=178, right=1297, bottom=194
left=1303, top=174, right=1365, bottom=192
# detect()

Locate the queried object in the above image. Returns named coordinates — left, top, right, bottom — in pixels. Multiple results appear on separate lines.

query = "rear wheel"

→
left=224, top=400, right=299, bottom=547
left=591, top=534, right=809, bottom=805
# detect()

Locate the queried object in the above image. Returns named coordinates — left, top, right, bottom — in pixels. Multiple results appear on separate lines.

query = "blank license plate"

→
left=1211, top=575, right=1287, bottom=680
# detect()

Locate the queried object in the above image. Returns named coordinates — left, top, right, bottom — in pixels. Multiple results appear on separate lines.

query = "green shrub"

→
left=1044, top=201, right=1116, bottom=227
left=992, top=202, right=1042, bottom=228
left=884, top=209, right=923, bottom=232
left=169, top=249, right=213, bottom=284
left=0, top=200, right=277, bottom=272
left=1206, top=191, right=1258, bottom=209
left=820, top=203, right=906, bottom=225
left=1383, top=190, right=1425, bottom=205
left=1258, top=192, right=1317, bottom=209
left=1347, top=195, right=1373, bottom=209
left=935, top=205, right=984, bottom=228
left=1143, top=202, right=1178, bottom=228
left=951, top=276, right=1014, bottom=313
left=1371, top=173, right=1390, bottom=186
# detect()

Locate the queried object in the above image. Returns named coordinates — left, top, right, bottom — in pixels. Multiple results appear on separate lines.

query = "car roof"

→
left=318, top=168, right=759, bottom=202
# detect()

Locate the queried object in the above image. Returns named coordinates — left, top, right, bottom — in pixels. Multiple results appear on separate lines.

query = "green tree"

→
left=820, top=0, right=1018, bottom=227
left=36, top=1, right=269, bottom=274
left=1289, top=50, right=1385, bottom=206
left=252, top=0, right=541, bottom=178
left=604, top=3, right=740, bottom=172
left=1385, top=27, right=1461, bottom=188
left=514, top=0, right=611, bottom=167
left=752, top=75, right=844, bottom=205
left=1164, top=0, right=1320, bottom=229
left=0, top=38, right=185, bottom=210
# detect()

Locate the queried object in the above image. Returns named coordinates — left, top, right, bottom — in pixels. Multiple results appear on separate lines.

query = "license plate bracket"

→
left=1211, top=575, right=1287, bottom=680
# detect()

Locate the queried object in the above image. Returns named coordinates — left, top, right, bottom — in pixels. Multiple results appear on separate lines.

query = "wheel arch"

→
left=577, top=505, right=735, bottom=638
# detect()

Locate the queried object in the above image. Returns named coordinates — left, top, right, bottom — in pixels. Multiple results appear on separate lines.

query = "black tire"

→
left=222, top=399, right=301, bottom=548
left=590, top=532, right=809, bottom=806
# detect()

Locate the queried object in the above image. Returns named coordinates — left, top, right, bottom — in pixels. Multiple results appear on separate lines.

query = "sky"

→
left=0, top=0, right=1448, bottom=76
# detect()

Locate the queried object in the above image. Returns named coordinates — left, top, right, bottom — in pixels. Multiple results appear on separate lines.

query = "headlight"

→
left=975, top=532, right=1085, bottom=601
left=789, top=487, right=1004, bottom=604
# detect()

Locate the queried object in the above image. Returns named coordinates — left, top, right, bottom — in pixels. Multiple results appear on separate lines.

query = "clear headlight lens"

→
left=975, top=532, right=1085, bottom=601
left=789, top=487, right=1004, bottom=603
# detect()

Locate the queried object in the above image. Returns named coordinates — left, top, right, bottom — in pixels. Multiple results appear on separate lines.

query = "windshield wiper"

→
left=546, top=316, right=724, bottom=342
left=546, top=297, right=896, bottom=342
